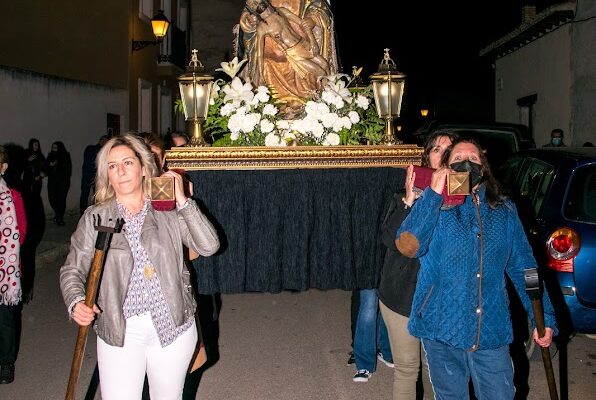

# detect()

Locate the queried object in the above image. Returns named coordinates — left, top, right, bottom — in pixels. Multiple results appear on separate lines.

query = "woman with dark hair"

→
left=377, top=130, right=456, bottom=399
left=395, top=137, right=557, bottom=399
left=46, top=141, right=72, bottom=225
left=23, top=138, right=46, bottom=196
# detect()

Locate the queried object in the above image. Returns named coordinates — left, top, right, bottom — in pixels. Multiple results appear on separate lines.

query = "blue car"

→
left=501, top=147, right=596, bottom=335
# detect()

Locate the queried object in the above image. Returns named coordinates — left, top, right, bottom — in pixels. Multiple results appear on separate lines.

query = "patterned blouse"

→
left=119, top=198, right=193, bottom=347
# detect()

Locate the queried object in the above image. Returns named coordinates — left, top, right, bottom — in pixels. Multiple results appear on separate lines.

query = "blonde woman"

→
left=60, top=133, right=219, bottom=399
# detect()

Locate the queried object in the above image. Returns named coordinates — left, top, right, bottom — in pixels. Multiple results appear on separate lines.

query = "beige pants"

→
left=380, top=301, right=434, bottom=400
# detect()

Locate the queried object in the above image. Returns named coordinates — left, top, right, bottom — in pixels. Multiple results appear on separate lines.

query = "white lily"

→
left=325, top=78, right=352, bottom=101
left=209, top=82, right=221, bottom=105
left=222, top=77, right=254, bottom=105
left=215, top=57, right=248, bottom=79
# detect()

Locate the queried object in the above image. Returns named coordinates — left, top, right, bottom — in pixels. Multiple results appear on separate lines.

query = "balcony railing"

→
left=158, top=24, right=187, bottom=69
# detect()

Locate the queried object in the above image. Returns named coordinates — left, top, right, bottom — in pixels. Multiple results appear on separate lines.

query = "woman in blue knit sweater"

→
left=396, top=138, right=556, bottom=399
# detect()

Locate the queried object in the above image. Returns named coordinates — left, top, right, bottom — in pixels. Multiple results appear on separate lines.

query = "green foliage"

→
left=174, top=99, right=185, bottom=115
left=339, top=86, right=384, bottom=145
left=204, top=98, right=231, bottom=144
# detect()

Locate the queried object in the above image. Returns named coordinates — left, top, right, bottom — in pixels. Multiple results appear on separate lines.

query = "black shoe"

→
left=0, top=364, right=15, bottom=384
left=346, top=351, right=355, bottom=366
left=352, top=369, right=372, bottom=382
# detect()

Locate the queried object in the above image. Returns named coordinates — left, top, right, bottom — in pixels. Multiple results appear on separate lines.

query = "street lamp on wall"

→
left=420, top=109, right=429, bottom=118
left=370, top=48, right=406, bottom=145
left=177, top=49, right=214, bottom=147
left=132, top=10, right=170, bottom=51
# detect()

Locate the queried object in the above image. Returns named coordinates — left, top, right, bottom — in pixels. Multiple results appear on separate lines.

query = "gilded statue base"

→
left=166, top=145, right=423, bottom=170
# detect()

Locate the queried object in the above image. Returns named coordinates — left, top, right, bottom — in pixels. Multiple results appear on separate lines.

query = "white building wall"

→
left=495, top=26, right=572, bottom=147
left=0, top=67, right=128, bottom=213
left=570, top=1, right=596, bottom=146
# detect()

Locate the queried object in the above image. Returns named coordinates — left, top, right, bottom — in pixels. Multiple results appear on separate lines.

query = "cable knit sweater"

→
left=396, top=185, right=557, bottom=351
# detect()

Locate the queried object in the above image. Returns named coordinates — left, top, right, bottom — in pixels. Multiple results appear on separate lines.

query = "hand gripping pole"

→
left=524, top=268, right=559, bottom=400
left=65, top=215, right=124, bottom=400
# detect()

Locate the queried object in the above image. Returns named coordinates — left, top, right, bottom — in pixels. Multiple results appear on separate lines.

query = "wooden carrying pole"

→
left=65, top=216, right=123, bottom=400
left=525, top=268, right=559, bottom=400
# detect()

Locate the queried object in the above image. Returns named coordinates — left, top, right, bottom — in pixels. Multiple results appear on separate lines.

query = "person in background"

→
left=60, top=133, right=220, bottom=399
left=46, top=141, right=72, bottom=226
left=378, top=131, right=456, bottom=400
left=142, top=132, right=167, bottom=172
left=80, top=134, right=109, bottom=214
left=351, top=289, right=393, bottom=382
left=22, top=139, right=46, bottom=196
left=170, top=132, right=189, bottom=148
left=543, top=128, right=566, bottom=147
left=4, top=143, right=44, bottom=304
left=0, top=146, right=27, bottom=384
left=345, top=290, right=360, bottom=366
left=396, top=137, right=557, bottom=399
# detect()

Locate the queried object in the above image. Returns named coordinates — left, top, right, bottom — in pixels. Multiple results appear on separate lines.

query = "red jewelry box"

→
left=150, top=176, right=176, bottom=211
left=412, top=166, right=468, bottom=206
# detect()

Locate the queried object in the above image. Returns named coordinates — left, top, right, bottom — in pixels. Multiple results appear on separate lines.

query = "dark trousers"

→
left=48, top=180, right=70, bottom=220
left=350, top=289, right=360, bottom=348
left=0, top=305, right=21, bottom=365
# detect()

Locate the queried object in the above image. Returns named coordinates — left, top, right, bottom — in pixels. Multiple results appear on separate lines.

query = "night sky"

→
left=330, top=0, right=562, bottom=135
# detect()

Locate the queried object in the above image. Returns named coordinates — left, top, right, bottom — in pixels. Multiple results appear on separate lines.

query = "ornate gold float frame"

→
left=165, top=145, right=423, bottom=170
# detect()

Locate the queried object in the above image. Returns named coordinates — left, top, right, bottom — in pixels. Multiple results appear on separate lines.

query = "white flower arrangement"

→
left=204, top=58, right=384, bottom=147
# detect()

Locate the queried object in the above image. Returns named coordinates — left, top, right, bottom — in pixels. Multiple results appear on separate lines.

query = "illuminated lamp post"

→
left=370, top=48, right=406, bottom=145
left=177, top=49, right=214, bottom=147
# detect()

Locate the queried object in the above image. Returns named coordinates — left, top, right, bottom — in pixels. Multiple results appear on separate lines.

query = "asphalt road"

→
left=0, top=217, right=594, bottom=399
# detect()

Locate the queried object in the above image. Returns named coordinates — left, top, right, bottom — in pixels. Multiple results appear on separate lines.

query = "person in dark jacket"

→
left=46, top=141, right=72, bottom=225
left=22, top=138, right=46, bottom=196
left=80, top=135, right=109, bottom=214
left=378, top=131, right=456, bottom=400
left=396, top=137, right=557, bottom=400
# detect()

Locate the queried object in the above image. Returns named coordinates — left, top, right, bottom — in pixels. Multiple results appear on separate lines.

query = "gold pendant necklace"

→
left=143, top=264, right=155, bottom=279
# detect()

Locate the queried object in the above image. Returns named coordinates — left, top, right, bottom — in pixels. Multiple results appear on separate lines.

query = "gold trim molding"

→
left=165, top=145, right=423, bottom=170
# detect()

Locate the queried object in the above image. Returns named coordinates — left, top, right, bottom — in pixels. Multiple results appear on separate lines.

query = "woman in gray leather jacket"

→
left=60, top=133, right=220, bottom=400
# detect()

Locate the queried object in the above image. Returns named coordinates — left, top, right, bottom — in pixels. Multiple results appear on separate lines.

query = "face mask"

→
left=551, top=138, right=562, bottom=146
left=450, top=160, right=483, bottom=188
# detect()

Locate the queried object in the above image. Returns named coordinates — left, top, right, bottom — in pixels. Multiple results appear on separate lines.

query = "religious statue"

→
left=234, top=0, right=339, bottom=117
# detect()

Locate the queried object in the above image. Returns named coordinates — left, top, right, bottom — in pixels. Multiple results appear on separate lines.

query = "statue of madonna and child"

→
left=234, top=0, right=339, bottom=118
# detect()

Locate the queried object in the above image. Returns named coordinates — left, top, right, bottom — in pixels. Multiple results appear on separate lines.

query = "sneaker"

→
left=353, top=369, right=372, bottom=382
left=377, top=351, right=395, bottom=368
left=346, top=351, right=355, bottom=366
left=0, top=364, right=15, bottom=384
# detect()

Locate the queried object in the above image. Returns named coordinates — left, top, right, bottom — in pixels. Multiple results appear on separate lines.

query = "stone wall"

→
left=0, top=67, right=128, bottom=212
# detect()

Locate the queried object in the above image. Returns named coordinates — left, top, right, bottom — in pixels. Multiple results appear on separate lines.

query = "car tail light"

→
left=546, top=227, right=580, bottom=272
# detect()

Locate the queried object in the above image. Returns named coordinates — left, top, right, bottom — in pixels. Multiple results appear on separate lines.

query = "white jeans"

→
left=97, top=313, right=197, bottom=400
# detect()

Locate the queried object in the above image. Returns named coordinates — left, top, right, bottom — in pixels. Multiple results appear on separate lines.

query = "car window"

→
left=499, top=155, right=525, bottom=188
left=517, top=158, right=555, bottom=218
left=534, top=168, right=555, bottom=216
left=564, top=164, right=596, bottom=224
